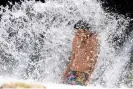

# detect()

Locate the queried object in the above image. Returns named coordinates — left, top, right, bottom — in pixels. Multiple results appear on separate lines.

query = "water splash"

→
left=0, top=0, right=132, bottom=87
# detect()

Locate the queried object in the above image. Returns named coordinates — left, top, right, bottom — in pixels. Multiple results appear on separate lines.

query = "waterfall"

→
left=0, top=0, right=132, bottom=87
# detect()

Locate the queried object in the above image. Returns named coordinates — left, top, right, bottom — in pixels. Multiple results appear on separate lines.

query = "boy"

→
left=62, top=20, right=99, bottom=86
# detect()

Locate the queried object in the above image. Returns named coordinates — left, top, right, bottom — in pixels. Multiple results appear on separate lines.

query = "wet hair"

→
left=74, top=20, right=91, bottom=30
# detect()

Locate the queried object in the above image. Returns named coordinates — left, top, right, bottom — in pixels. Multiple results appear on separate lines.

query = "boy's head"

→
left=74, top=20, right=96, bottom=36
left=74, top=20, right=91, bottom=31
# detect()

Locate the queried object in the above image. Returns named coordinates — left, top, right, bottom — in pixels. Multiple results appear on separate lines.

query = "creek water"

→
left=0, top=0, right=132, bottom=87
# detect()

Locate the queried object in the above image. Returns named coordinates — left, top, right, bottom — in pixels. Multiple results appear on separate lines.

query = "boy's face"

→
left=76, top=29, right=89, bottom=36
left=75, top=29, right=89, bottom=40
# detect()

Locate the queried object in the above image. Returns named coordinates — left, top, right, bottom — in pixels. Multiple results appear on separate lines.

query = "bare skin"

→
left=62, top=29, right=99, bottom=85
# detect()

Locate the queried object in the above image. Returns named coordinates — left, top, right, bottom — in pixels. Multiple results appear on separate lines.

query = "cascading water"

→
left=0, top=0, right=132, bottom=87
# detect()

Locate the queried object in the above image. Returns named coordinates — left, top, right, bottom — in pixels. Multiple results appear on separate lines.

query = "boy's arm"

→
left=62, top=54, right=75, bottom=81
left=62, top=35, right=77, bottom=80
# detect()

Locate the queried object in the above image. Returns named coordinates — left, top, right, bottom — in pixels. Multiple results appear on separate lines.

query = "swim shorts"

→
left=63, top=71, right=88, bottom=86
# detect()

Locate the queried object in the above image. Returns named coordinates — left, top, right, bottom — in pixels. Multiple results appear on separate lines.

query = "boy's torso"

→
left=70, top=31, right=98, bottom=74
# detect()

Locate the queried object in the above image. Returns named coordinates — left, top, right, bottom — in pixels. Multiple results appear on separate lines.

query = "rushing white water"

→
left=0, top=76, right=104, bottom=89
left=0, top=0, right=132, bottom=87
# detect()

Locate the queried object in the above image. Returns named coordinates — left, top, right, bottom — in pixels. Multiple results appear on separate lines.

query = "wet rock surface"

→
left=0, top=82, right=46, bottom=89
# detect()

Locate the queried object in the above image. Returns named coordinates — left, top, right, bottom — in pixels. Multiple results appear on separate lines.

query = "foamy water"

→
left=0, top=0, right=132, bottom=87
